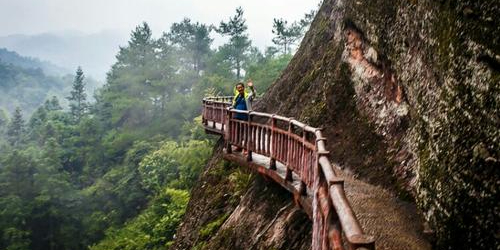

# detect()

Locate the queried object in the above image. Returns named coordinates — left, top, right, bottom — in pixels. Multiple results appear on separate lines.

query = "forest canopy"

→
left=0, top=7, right=314, bottom=250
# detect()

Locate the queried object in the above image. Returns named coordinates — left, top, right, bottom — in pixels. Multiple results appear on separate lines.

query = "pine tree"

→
left=168, top=18, right=213, bottom=73
left=217, top=7, right=251, bottom=79
left=115, top=22, right=156, bottom=69
left=104, top=22, right=158, bottom=128
left=7, top=107, right=24, bottom=147
left=272, top=18, right=302, bottom=54
left=45, top=96, right=62, bottom=111
left=67, top=67, right=88, bottom=123
left=0, top=108, right=8, bottom=130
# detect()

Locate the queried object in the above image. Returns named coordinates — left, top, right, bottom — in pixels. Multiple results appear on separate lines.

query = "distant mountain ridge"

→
left=0, top=48, right=70, bottom=76
left=0, top=60, right=70, bottom=115
left=0, top=30, right=129, bottom=80
left=0, top=49, right=102, bottom=115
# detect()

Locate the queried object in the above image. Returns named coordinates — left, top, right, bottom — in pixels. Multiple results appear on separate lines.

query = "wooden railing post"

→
left=299, top=124, right=308, bottom=196
left=285, top=118, right=293, bottom=182
left=315, top=130, right=329, bottom=179
left=202, top=100, right=207, bottom=126
left=269, top=115, right=277, bottom=170
left=212, top=103, right=216, bottom=128
left=246, top=111, right=253, bottom=162
left=226, top=108, right=233, bottom=154
left=326, top=179, right=345, bottom=250
left=220, top=103, right=224, bottom=133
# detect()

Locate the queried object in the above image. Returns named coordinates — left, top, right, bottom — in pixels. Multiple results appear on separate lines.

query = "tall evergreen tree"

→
left=114, top=22, right=155, bottom=70
left=7, top=107, right=24, bottom=147
left=0, top=108, right=8, bottom=131
left=272, top=18, right=302, bottom=54
left=104, top=22, right=158, bottom=128
left=168, top=18, right=213, bottom=73
left=216, top=7, right=251, bottom=79
left=67, top=67, right=88, bottom=123
left=44, top=96, right=62, bottom=111
left=271, top=9, right=317, bottom=55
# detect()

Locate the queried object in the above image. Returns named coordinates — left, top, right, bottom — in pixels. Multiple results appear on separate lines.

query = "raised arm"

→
left=247, top=80, right=256, bottom=99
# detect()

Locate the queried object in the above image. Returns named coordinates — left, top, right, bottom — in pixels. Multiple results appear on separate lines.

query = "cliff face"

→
left=258, top=0, right=499, bottom=249
left=173, top=0, right=499, bottom=249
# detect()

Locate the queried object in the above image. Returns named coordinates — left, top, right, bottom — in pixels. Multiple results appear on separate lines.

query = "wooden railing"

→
left=201, top=96, right=232, bottom=133
left=202, top=97, right=375, bottom=250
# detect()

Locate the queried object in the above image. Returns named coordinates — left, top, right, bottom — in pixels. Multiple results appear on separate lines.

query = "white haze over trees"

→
left=0, top=0, right=321, bottom=80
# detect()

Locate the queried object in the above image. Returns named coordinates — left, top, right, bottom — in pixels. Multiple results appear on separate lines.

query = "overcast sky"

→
left=0, top=0, right=322, bottom=49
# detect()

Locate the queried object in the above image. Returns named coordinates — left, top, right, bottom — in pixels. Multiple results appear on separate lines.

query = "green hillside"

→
left=0, top=49, right=102, bottom=115
left=0, top=6, right=302, bottom=249
left=0, top=48, right=69, bottom=76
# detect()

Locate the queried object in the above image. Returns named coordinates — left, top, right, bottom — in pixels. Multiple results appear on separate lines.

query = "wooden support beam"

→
left=285, top=168, right=293, bottom=182
left=270, top=158, right=277, bottom=170
left=299, top=181, right=307, bottom=196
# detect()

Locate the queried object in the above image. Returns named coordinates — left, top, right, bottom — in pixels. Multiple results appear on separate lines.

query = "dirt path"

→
left=341, top=172, right=432, bottom=250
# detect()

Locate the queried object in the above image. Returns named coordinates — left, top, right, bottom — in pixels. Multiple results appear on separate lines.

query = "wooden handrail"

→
left=201, top=97, right=375, bottom=250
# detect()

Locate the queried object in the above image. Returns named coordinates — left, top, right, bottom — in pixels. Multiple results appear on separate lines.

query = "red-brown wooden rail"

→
left=202, top=97, right=375, bottom=250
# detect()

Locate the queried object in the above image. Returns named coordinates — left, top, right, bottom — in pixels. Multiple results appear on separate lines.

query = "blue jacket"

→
left=232, top=86, right=256, bottom=111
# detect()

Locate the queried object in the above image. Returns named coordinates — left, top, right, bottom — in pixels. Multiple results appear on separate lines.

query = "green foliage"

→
left=272, top=18, right=302, bottom=54
left=246, top=53, right=292, bottom=93
left=90, top=188, right=189, bottom=250
left=6, top=107, right=25, bottom=147
left=0, top=60, right=64, bottom=114
left=198, top=213, right=230, bottom=240
left=0, top=59, right=99, bottom=116
left=139, top=139, right=212, bottom=192
left=2, top=227, right=31, bottom=250
left=0, top=48, right=68, bottom=76
left=228, top=168, right=254, bottom=199
left=179, top=116, right=215, bottom=142
left=0, top=145, right=86, bottom=250
left=216, top=7, right=251, bottom=79
left=102, top=22, right=158, bottom=129
left=44, top=96, right=62, bottom=111
left=67, top=67, right=88, bottom=123
left=271, top=9, right=316, bottom=55
left=167, top=18, right=213, bottom=72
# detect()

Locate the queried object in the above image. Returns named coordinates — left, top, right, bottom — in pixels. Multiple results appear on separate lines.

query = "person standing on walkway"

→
left=232, top=80, right=256, bottom=153
left=232, top=80, right=256, bottom=120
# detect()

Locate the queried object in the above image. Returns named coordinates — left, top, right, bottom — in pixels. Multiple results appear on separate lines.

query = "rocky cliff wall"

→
left=173, top=1, right=499, bottom=249
left=257, top=0, right=499, bottom=249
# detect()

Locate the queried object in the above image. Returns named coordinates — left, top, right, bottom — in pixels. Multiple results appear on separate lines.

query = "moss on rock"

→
left=258, top=0, right=499, bottom=249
